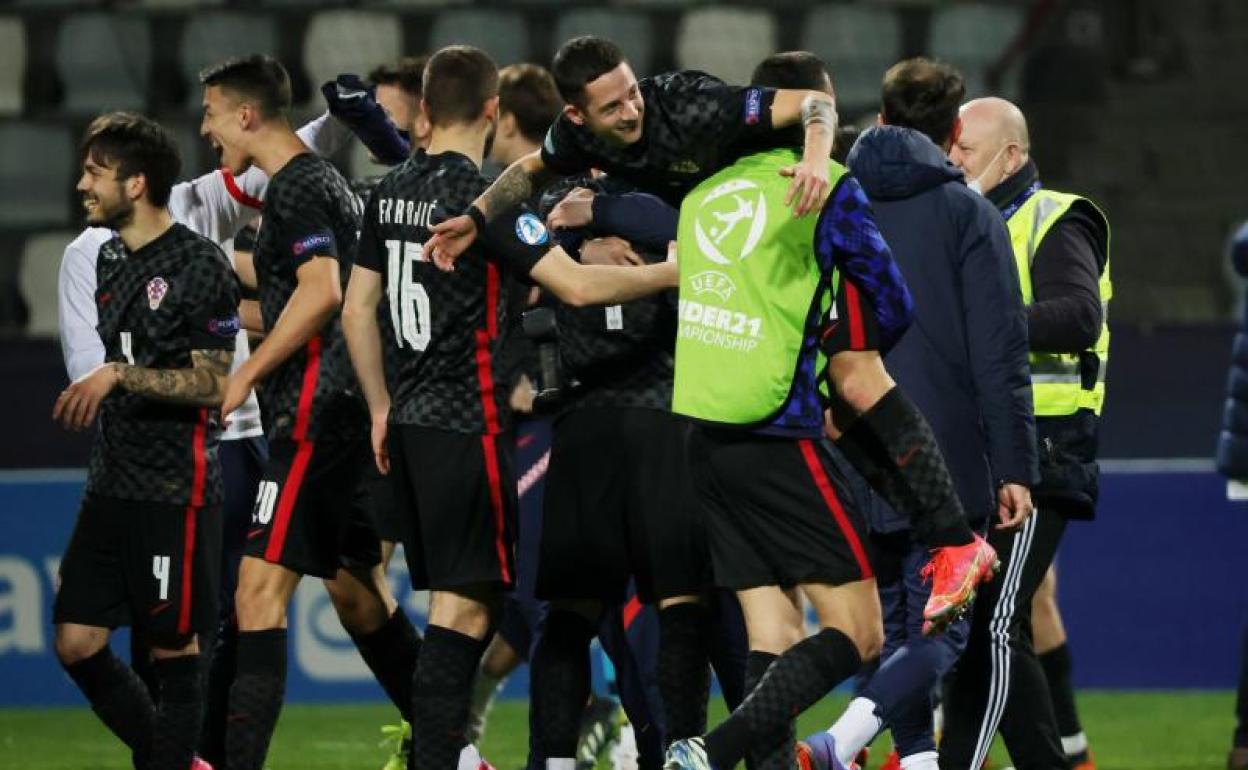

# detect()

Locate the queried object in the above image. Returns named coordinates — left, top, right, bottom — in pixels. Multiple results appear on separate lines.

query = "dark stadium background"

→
left=1, top=0, right=1246, bottom=765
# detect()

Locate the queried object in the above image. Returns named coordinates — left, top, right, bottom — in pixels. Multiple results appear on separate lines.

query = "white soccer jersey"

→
left=57, top=112, right=353, bottom=441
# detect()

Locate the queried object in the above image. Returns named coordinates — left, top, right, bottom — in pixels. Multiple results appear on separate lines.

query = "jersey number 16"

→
left=385, top=239, right=431, bottom=351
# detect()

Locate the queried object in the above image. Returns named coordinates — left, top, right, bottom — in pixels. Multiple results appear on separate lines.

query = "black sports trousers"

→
left=939, top=507, right=1067, bottom=770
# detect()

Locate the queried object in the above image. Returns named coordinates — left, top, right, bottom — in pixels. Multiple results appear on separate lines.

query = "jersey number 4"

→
left=386, top=239, right=431, bottom=351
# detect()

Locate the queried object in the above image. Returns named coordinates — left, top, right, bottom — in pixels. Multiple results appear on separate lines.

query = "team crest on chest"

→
left=147, top=277, right=169, bottom=310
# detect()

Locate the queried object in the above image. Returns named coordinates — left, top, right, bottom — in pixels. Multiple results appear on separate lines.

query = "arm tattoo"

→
left=117, top=349, right=234, bottom=406
left=801, top=94, right=837, bottom=130
left=480, top=164, right=557, bottom=221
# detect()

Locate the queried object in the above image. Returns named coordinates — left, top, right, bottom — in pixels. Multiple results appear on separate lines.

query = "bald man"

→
left=940, top=97, right=1110, bottom=770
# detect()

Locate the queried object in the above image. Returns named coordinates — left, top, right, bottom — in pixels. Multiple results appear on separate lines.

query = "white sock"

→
left=547, top=758, right=577, bottom=770
left=457, top=743, right=483, bottom=770
left=900, top=751, right=940, bottom=770
left=828, top=697, right=883, bottom=765
left=1062, top=731, right=1089, bottom=756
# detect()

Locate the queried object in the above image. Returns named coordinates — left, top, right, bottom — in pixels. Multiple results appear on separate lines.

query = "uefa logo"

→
left=693, top=179, right=768, bottom=266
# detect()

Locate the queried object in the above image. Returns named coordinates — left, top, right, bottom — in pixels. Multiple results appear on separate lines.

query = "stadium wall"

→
left=1, top=463, right=1244, bottom=706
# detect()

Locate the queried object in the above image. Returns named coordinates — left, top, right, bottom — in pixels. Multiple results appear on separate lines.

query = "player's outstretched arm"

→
left=529, top=244, right=677, bottom=308
left=427, top=150, right=555, bottom=271
left=222, top=256, right=342, bottom=419
left=341, top=264, right=392, bottom=474
left=771, top=90, right=837, bottom=216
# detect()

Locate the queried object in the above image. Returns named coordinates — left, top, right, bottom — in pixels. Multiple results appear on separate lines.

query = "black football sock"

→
left=151, top=654, right=203, bottom=770
left=843, top=387, right=973, bottom=548
left=659, top=603, right=712, bottom=741
left=225, top=629, right=287, bottom=770
left=1039, top=644, right=1085, bottom=748
left=411, top=624, right=488, bottom=770
left=530, top=610, right=596, bottom=760
left=705, top=629, right=861, bottom=770
left=741, top=651, right=780, bottom=770
left=130, top=629, right=160, bottom=703
left=64, top=646, right=156, bottom=769
left=708, top=592, right=749, bottom=712
left=351, top=607, right=423, bottom=720
left=199, top=623, right=237, bottom=766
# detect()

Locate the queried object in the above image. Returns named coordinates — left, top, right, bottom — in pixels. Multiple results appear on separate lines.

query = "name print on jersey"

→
left=377, top=198, right=439, bottom=228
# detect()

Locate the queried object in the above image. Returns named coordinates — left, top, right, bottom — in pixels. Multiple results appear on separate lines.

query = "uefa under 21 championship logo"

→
left=693, top=178, right=768, bottom=266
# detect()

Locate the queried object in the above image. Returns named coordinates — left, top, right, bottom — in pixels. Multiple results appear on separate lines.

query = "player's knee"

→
left=54, top=626, right=105, bottom=666
left=851, top=620, right=885, bottom=662
left=234, top=579, right=286, bottom=631
left=747, top=619, right=804, bottom=656
left=429, top=588, right=496, bottom=640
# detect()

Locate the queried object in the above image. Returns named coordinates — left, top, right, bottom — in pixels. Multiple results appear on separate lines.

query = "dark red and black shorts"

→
left=54, top=494, right=222, bottom=640
left=243, top=436, right=381, bottom=579
left=386, top=424, right=517, bottom=591
left=687, top=425, right=874, bottom=591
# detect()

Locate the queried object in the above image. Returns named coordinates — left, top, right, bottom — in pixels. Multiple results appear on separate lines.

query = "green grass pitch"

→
left=0, top=691, right=1235, bottom=770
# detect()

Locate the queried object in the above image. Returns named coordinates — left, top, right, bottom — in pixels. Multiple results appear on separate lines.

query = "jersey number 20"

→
left=386, top=239, right=431, bottom=351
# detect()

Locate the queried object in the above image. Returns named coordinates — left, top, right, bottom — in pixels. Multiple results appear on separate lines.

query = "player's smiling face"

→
left=571, top=62, right=645, bottom=147
left=200, top=85, right=252, bottom=175
left=76, top=154, right=134, bottom=229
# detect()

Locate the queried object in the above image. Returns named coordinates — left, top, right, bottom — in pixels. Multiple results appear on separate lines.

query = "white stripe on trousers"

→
left=967, top=510, right=1039, bottom=770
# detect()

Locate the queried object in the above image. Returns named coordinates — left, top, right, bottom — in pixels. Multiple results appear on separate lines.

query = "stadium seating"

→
left=555, top=10, right=654, bottom=77
left=800, top=5, right=901, bottom=115
left=675, top=8, right=776, bottom=86
left=0, top=122, right=72, bottom=229
left=303, top=11, right=403, bottom=92
left=55, top=14, right=152, bottom=115
left=429, top=10, right=530, bottom=66
left=181, top=13, right=279, bottom=110
left=928, top=3, right=1026, bottom=99
left=0, top=18, right=26, bottom=116
left=19, top=231, right=76, bottom=338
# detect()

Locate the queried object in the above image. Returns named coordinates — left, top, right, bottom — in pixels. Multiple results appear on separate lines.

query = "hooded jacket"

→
left=847, top=125, right=1037, bottom=532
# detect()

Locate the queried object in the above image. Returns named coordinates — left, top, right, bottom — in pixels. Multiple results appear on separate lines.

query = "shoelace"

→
left=919, top=550, right=950, bottom=586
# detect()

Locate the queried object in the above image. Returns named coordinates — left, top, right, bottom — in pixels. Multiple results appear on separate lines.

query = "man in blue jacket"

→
left=799, top=57, right=1036, bottom=770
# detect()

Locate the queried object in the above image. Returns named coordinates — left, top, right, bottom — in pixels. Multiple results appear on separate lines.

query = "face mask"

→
left=966, top=144, right=1008, bottom=196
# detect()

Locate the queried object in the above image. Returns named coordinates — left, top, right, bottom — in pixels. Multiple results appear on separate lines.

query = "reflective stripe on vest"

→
left=1007, top=189, right=1112, bottom=416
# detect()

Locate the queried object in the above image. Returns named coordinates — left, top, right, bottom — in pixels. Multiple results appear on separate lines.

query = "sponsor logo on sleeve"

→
left=744, top=88, right=763, bottom=125
left=208, top=315, right=241, bottom=338
left=292, top=232, right=334, bottom=257
left=515, top=213, right=550, bottom=246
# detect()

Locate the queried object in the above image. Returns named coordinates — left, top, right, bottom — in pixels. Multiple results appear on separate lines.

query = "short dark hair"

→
left=499, top=64, right=563, bottom=144
left=750, top=51, right=833, bottom=94
left=369, top=55, right=429, bottom=98
left=422, top=46, right=499, bottom=127
left=199, top=54, right=292, bottom=121
left=880, top=57, right=965, bottom=146
left=551, top=36, right=625, bottom=108
left=80, top=112, right=181, bottom=207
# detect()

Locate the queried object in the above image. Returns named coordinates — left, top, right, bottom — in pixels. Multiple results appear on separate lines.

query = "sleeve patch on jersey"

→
left=515, top=213, right=550, bottom=246
left=292, top=232, right=334, bottom=256
left=207, top=314, right=241, bottom=338
left=744, top=88, right=763, bottom=125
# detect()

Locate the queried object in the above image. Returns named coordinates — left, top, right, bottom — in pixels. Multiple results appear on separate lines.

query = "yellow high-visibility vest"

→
left=1007, top=189, right=1111, bottom=416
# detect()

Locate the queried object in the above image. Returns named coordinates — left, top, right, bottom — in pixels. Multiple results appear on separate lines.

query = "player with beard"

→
left=198, top=55, right=415, bottom=770
left=52, top=112, right=238, bottom=770
left=341, top=45, right=678, bottom=770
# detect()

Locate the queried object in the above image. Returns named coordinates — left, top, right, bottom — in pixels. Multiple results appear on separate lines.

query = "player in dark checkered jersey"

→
left=51, top=113, right=235, bottom=770
left=200, top=56, right=418, bottom=770
left=424, top=35, right=838, bottom=269
left=341, top=45, right=678, bottom=770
